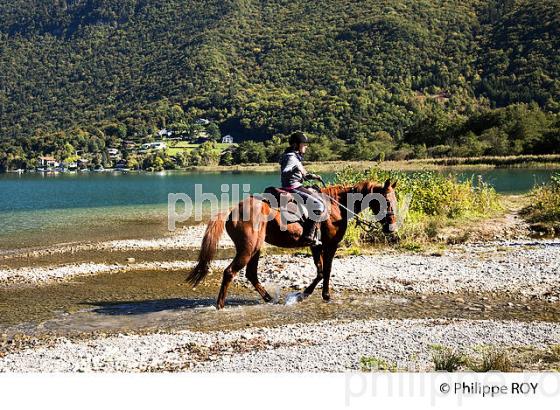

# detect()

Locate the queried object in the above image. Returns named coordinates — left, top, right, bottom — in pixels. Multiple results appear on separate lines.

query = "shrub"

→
left=335, top=166, right=499, bottom=218
left=522, top=173, right=560, bottom=224
left=333, top=166, right=501, bottom=245
left=431, top=345, right=465, bottom=372
left=468, top=347, right=512, bottom=372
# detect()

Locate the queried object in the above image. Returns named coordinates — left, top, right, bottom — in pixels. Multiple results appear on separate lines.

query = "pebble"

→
left=2, top=319, right=559, bottom=372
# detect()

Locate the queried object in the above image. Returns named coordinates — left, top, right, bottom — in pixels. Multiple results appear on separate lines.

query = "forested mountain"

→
left=0, top=0, right=559, bottom=168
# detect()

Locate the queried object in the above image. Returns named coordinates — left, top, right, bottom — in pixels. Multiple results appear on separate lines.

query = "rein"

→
left=318, top=182, right=378, bottom=231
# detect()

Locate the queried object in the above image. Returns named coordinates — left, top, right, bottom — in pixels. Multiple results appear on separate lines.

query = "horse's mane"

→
left=321, top=180, right=383, bottom=197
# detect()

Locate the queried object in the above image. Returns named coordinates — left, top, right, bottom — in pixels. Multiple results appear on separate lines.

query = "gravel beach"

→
left=1, top=319, right=559, bottom=372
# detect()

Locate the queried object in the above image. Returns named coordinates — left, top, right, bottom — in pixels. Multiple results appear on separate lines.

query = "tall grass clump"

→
left=334, top=166, right=501, bottom=247
left=468, top=346, right=513, bottom=372
left=521, top=173, right=560, bottom=233
left=431, top=344, right=466, bottom=372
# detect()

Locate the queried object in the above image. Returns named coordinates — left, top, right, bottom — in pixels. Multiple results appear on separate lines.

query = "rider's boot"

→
left=300, top=218, right=321, bottom=247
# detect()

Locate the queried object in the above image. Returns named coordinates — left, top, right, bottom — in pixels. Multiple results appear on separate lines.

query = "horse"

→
left=186, top=179, right=399, bottom=309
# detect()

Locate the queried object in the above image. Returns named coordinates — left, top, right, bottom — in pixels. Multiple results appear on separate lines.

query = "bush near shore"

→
left=521, top=173, right=560, bottom=235
left=333, top=166, right=502, bottom=248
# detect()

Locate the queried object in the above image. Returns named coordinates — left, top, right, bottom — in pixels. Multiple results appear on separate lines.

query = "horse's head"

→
left=366, top=179, right=398, bottom=235
left=381, top=179, right=398, bottom=234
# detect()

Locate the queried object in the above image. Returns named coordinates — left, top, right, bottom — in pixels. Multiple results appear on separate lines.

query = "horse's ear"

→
left=391, top=179, right=398, bottom=189
left=384, top=179, right=391, bottom=190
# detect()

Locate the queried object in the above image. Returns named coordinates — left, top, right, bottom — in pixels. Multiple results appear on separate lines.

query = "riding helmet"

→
left=289, top=131, right=309, bottom=146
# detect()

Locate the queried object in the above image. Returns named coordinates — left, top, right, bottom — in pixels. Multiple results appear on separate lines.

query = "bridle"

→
left=318, top=184, right=392, bottom=232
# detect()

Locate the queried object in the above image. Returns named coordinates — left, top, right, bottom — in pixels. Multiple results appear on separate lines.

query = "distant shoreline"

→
left=3, top=154, right=560, bottom=175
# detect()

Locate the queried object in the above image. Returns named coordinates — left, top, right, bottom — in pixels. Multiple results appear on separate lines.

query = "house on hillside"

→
left=107, top=148, right=121, bottom=160
left=157, top=129, right=172, bottom=138
left=194, top=130, right=209, bottom=139
left=140, top=141, right=167, bottom=152
left=222, top=135, right=234, bottom=144
left=195, top=118, right=210, bottom=126
left=38, top=156, right=59, bottom=168
left=63, top=161, right=78, bottom=171
left=123, top=140, right=137, bottom=150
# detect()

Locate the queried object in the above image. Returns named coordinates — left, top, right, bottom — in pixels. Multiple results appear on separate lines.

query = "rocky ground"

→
left=1, top=319, right=559, bottom=372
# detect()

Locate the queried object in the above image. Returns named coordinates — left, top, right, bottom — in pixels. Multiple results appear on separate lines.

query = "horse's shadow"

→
left=84, top=297, right=259, bottom=316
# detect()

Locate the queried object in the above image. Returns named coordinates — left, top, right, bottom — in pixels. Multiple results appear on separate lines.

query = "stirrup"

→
left=300, top=229, right=322, bottom=247
left=301, top=236, right=322, bottom=247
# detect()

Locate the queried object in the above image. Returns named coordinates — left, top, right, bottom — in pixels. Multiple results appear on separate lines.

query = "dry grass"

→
left=335, top=166, right=503, bottom=251
left=468, top=346, right=513, bottom=372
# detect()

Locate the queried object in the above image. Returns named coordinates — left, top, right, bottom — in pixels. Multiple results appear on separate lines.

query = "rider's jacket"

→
left=279, top=149, right=306, bottom=189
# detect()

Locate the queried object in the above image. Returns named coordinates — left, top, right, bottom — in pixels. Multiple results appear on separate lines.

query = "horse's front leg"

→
left=303, top=246, right=323, bottom=296
left=321, top=246, right=338, bottom=301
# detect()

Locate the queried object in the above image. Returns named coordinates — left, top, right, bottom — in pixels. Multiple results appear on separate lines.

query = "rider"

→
left=279, top=131, right=325, bottom=246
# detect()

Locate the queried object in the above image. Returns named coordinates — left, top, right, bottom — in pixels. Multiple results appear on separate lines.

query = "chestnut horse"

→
left=186, top=179, right=398, bottom=309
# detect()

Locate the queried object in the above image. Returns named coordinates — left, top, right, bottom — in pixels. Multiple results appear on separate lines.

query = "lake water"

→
left=0, top=168, right=557, bottom=249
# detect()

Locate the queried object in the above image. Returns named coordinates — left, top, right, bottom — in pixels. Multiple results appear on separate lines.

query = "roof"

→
left=39, top=156, right=56, bottom=161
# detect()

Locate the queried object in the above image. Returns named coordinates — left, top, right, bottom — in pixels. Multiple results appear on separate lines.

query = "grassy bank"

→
left=395, top=154, right=560, bottom=169
left=521, top=173, right=560, bottom=235
left=180, top=155, right=560, bottom=174
left=333, top=166, right=503, bottom=251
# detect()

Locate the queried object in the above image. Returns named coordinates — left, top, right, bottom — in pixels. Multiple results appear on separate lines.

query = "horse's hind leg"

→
left=303, top=246, right=323, bottom=296
left=245, top=250, right=273, bottom=303
left=321, top=246, right=337, bottom=301
left=216, top=250, right=252, bottom=310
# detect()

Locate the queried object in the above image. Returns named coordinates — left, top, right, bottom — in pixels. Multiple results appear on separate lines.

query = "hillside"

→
left=0, top=0, right=559, bottom=167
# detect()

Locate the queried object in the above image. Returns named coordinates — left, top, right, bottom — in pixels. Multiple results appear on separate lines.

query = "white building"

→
left=157, top=129, right=170, bottom=137
left=140, top=142, right=167, bottom=151
left=222, top=135, right=234, bottom=144
left=195, top=118, right=210, bottom=126
left=38, top=156, right=59, bottom=168
left=107, top=148, right=121, bottom=159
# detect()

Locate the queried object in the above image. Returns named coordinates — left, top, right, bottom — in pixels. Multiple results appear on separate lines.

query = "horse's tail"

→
left=186, top=211, right=228, bottom=286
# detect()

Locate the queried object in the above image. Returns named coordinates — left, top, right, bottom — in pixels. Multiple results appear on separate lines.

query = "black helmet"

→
left=289, top=131, right=308, bottom=146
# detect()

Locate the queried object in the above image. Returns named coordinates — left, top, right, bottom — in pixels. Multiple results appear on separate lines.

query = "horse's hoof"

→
left=285, top=291, right=308, bottom=305
left=322, top=293, right=331, bottom=302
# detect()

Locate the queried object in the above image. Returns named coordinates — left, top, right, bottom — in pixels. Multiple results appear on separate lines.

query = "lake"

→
left=0, top=168, right=557, bottom=249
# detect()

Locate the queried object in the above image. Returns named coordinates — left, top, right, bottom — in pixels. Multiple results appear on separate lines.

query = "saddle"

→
left=259, top=186, right=308, bottom=223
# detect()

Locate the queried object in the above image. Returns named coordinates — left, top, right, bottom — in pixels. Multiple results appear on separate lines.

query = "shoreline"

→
left=1, top=239, right=558, bottom=302
left=3, top=155, right=560, bottom=175
left=0, top=213, right=558, bottom=304
left=1, top=201, right=559, bottom=372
